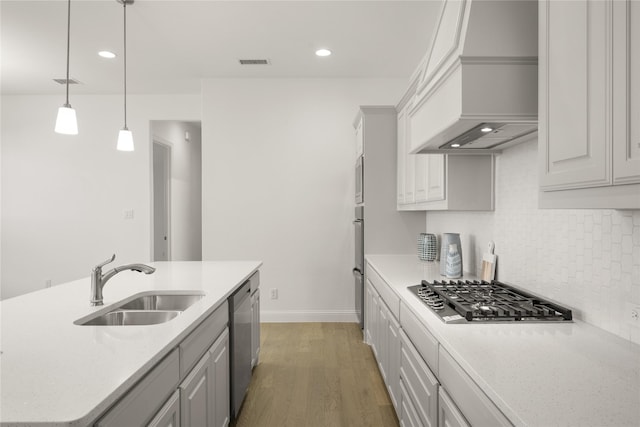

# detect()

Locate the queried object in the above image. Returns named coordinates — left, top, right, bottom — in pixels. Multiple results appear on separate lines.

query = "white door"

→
left=153, top=142, right=170, bottom=261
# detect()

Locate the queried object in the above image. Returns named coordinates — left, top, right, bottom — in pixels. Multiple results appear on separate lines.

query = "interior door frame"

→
left=151, top=138, right=172, bottom=261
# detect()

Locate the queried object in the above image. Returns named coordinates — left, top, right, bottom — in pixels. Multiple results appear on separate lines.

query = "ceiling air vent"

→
left=238, top=59, right=270, bottom=65
left=53, top=78, right=82, bottom=85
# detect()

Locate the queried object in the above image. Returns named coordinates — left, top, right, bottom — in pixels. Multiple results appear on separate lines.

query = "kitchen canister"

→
left=418, top=233, right=437, bottom=261
left=440, top=233, right=462, bottom=276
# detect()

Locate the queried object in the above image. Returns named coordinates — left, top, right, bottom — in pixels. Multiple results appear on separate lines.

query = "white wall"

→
left=1, top=94, right=200, bottom=299
left=201, top=78, right=406, bottom=322
left=151, top=121, right=202, bottom=261
left=426, top=139, right=640, bottom=344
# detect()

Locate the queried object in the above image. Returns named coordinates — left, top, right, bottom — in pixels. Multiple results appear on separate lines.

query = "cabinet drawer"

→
left=438, top=387, right=470, bottom=427
left=147, top=389, right=181, bottom=427
left=180, top=301, right=229, bottom=376
left=400, top=330, right=438, bottom=427
left=366, top=262, right=400, bottom=320
left=399, top=380, right=423, bottom=427
left=399, top=302, right=438, bottom=373
left=248, top=270, right=260, bottom=295
left=438, top=347, right=512, bottom=427
left=96, top=348, right=180, bottom=427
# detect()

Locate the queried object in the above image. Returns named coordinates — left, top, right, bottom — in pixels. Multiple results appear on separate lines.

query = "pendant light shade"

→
left=55, top=104, right=78, bottom=135
left=117, top=128, right=134, bottom=151
left=55, top=0, right=78, bottom=135
left=117, top=0, right=134, bottom=151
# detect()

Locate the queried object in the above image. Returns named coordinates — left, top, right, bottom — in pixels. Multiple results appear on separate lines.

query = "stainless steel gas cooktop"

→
left=408, top=279, right=573, bottom=324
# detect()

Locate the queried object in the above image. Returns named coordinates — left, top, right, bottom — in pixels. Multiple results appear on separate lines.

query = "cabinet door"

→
left=613, top=0, right=640, bottom=184
left=398, top=107, right=407, bottom=204
left=377, top=301, right=389, bottom=384
left=365, top=281, right=375, bottom=345
left=148, top=390, right=180, bottom=427
left=539, top=0, right=611, bottom=190
left=438, top=388, right=470, bottom=427
left=209, top=329, right=231, bottom=427
left=387, top=310, right=401, bottom=414
left=370, top=284, right=380, bottom=358
left=426, top=154, right=446, bottom=201
left=251, top=289, right=261, bottom=369
left=404, top=125, right=416, bottom=205
left=414, top=155, right=429, bottom=203
left=180, top=351, right=212, bottom=427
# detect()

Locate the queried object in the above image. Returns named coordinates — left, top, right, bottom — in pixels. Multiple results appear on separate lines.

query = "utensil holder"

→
left=418, top=233, right=437, bottom=261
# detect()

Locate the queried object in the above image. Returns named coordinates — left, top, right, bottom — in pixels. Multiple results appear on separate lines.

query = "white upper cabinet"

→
left=539, top=0, right=640, bottom=208
left=539, top=0, right=610, bottom=190
left=397, top=87, right=494, bottom=212
left=613, top=0, right=640, bottom=185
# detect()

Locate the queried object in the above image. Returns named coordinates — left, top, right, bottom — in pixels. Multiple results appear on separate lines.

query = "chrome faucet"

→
left=90, top=254, right=156, bottom=306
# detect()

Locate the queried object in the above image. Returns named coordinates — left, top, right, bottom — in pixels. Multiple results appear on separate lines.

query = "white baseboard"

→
left=260, top=310, right=358, bottom=323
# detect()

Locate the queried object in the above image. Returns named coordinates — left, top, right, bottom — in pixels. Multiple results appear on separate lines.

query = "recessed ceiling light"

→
left=451, top=143, right=461, bottom=148
left=315, top=49, right=332, bottom=57
left=481, top=126, right=493, bottom=133
left=98, top=51, right=116, bottom=59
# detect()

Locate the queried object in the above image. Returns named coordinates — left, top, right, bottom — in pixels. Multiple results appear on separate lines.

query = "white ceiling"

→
left=1, top=0, right=442, bottom=95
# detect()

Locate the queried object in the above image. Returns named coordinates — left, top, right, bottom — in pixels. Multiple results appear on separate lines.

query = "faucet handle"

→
left=93, top=254, right=116, bottom=271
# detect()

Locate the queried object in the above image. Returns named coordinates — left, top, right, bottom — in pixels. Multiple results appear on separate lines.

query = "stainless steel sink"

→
left=80, top=310, right=180, bottom=326
left=117, top=294, right=204, bottom=311
left=75, top=291, right=205, bottom=326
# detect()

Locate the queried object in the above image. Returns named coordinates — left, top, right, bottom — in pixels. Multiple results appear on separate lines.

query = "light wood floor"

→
left=233, top=323, right=399, bottom=427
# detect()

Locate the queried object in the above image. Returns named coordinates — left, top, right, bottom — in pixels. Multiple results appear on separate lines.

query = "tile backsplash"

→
left=426, top=139, right=640, bottom=344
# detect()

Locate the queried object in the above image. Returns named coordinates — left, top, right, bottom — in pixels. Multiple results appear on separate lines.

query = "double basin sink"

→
left=76, top=292, right=205, bottom=326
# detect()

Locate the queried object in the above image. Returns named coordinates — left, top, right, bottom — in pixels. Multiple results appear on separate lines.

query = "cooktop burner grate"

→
left=408, top=279, right=572, bottom=323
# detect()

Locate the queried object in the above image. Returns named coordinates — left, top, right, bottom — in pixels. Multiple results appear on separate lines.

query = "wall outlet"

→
left=123, top=209, right=135, bottom=220
left=625, top=302, right=640, bottom=325
left=45, top=279, right=52, bottom=288
left=270, top=288, right=278, bottom=300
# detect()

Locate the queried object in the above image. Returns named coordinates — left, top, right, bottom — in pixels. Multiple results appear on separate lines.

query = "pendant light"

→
left=116, top=0, right=134, bottom=151
left=55, top=0, right=78, bottom=135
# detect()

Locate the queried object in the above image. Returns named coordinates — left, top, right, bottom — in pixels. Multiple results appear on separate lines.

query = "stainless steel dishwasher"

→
left=229, top=275, right=254, bottom=421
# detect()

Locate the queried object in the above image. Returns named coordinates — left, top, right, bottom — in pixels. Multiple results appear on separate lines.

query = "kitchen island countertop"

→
left=0, top=260, right=261, bottom=426
left=366, top=254, right=640, bottom=427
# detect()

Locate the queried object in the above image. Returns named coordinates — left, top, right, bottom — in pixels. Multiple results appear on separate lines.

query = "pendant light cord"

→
left=123, top=1, right=128, bottom=129
left=65, top=0, right=71, bottom=106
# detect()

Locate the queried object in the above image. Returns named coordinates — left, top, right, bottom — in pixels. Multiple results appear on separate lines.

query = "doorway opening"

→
left=152, top=141, right=171, bottom=261
left=150, top=121, right=202, bottom=261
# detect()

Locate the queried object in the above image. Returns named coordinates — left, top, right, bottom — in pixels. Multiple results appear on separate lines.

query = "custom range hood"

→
left=409, top=0, right=538, bottom=154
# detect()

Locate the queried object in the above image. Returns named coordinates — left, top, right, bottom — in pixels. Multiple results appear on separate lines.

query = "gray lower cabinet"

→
left=180, top=328, right=230, bottom=427
left=366, top=263, right=513, bottom=427
left=180, top=350, right=212, bottom=426
left=365, top=277, right=401, bottom=414
left=399, top=329, right=438, bottom=427
left=400, top=381, right=424, bottom=427
left=210, top=329, right=231, bottom=427
left=148, top=390, right=181, bottom=427
left=95, top=301, right=231, bottom=427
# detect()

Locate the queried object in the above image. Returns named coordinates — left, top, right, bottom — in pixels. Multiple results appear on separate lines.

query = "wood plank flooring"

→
left=233, top=323, right=399, bottom=427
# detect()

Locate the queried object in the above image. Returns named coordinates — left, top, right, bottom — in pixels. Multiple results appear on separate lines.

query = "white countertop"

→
left=0, top=260, right=261, bottom=426
left=366, top=255, right=640, bottom=427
